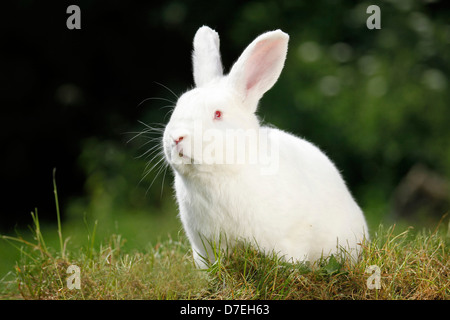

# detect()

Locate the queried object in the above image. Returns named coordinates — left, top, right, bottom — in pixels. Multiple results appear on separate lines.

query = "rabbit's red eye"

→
left=214, top=110, right=222, bottom=120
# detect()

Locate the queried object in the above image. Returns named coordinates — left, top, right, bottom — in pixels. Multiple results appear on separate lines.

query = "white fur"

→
left=163, top=26, right=369, bottom=268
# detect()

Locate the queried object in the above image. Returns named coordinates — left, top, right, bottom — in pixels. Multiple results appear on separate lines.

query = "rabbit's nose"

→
left=170, top=129, right=188, bottom=145
left=174, top=136, right=184, bottom=145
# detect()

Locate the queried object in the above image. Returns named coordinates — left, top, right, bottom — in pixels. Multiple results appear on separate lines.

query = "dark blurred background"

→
left=1, top=0, right=449, bottom=237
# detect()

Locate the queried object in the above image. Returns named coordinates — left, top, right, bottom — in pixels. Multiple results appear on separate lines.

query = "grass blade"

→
left=53, top=168, right=65, bottom=260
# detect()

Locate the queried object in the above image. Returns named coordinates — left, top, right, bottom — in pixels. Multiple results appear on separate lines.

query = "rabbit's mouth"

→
left=165, top=143, right=194, bottom=166
left=175, top=144, right=193, bottom=162
left=177, top=150, right=193, bottom=162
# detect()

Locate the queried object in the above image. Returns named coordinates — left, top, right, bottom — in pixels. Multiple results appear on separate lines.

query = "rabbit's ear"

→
left=228, top=30, right=289, bottom=113
left=192, top=26, right=223, bottom=87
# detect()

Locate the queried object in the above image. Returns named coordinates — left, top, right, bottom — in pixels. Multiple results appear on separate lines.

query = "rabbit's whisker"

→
left=145, top=158, right=169, bottom=196
left=136, top=143, right=162, bottom=160
left=140, top=153, right=166, bottom=187
left=154, top=81, right=180, bottom=99
left=137, top=120, right=166, bottom=132
left=138, top=97, right=176, bottom=108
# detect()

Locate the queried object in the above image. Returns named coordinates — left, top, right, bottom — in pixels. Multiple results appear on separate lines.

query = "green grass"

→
left=1, top=172, right=448, bottom=300
left=1, top=215, right=448, bottom=300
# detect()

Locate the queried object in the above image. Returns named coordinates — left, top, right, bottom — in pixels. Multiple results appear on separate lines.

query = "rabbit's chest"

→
left=189, top=181, right=246, bottom=218
left=176, top=174, right=256, bottom=233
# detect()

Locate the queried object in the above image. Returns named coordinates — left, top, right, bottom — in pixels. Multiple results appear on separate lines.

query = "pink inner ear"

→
left=245, top=38, right=284, bottom=91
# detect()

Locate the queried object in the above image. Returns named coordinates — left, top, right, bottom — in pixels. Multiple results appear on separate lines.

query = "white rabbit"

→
left=163, top=26, right=369, bottom=268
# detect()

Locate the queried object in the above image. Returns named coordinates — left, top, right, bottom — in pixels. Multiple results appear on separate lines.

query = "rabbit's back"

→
left=262, top=127, right=368, bottom=260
